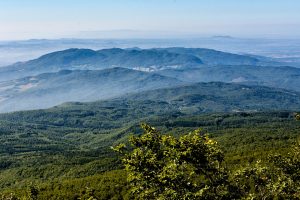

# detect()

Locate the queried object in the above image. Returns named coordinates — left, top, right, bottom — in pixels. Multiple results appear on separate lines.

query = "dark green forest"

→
left=0, top=97, right=299, bottom=199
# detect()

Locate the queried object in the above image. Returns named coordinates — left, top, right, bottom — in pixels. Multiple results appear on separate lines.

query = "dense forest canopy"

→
left=0, top=111, right=299, bottom=199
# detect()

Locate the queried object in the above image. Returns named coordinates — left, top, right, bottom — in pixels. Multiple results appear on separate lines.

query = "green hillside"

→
left=0, top=97, right=299, bottom=198
left=0, top=111, right=299, bottom=198
left=0, top=82, right=300, bottom=198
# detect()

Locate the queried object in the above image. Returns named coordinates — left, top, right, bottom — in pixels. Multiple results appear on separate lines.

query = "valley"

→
left=2, top=1, right=300, bottom=199
left=0, top=46, right=299, bottom=199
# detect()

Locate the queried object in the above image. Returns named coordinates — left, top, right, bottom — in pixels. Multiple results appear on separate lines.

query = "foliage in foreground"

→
left=115, top=123, right=300, bottom=200
left=0, top=112, right=299, bottom=199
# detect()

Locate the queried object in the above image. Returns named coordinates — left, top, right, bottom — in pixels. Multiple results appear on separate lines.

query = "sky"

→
left=0, top=0, right=300, bottom=40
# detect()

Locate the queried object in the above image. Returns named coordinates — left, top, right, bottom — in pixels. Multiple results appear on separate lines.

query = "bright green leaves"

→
left=114, top=124, right=230, bottom=199
left=111, top=143, right=127, bottom=153
left=113, top=123, right=300, bottom=199
left=231, top=141, right=300, bottom=199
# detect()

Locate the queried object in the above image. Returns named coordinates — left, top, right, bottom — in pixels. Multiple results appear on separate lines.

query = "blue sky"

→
left=0, top=0, right=300, bottom=40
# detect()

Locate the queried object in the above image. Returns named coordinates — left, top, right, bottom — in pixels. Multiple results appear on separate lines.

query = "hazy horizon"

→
left=1, top=0, right=300, bottom=40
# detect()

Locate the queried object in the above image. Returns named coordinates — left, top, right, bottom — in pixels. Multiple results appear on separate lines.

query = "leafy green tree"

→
left=114, top=124, right=235, bottom=200
left=231, top=115, right=300, bottom=199
left=235, top=140, right=300, bottom=199
left=269, top=141, right=300, bottom=199
left=231, top=161, right=296, bottom=199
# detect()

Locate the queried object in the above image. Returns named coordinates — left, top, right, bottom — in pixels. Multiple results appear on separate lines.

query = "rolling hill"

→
left=159, top=47, right=262, bottom=66
left=0, top=48, right=204, bottom=81
left=0, top=80, right=299, bottom=197
left=0, top=67, right=183, bottom=113
left=0, top=47, right=284, bottom=82
left=157, top=65, right=300, bottom=92
left=119, top=82, right=300, bottom=114
left=1, top=66, right=300, bottom=113
left=0, top=81, right=299, bottom=158
left=2, top=81, right=299, bottom=119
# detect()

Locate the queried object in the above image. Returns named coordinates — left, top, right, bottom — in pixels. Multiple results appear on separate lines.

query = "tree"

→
left=268, top=141, right=300, bottom=199
left=231, top=160, right=296, bottom=199
left=114, top=119, right=300, bottom=199
left=230, top=115, right=300, bottom=199
left=113, top=124, right=234, bottom=200
left=232, top=140, right=300, bottom=199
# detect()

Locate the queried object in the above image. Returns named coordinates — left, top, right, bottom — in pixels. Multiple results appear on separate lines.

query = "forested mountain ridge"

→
left=0, top=47, right=289, bottom=82
left=157, top=65, right=300, bottom=92
left=0, top=67, right=183, bottom=112
left=1, top=80, right=300, bottom=114
left=155, top=47, right=261, bottom=66
left=0, top=48, right=203, bottom=81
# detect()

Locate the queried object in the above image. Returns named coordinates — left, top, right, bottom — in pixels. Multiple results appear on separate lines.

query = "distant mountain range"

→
left=155, top=47, right=261, bottom=66
left=0, top=47, right=280, bottom=82
left=0, top=48, right=203, bottom=81
left=0, top=47, right=300, bottom=113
